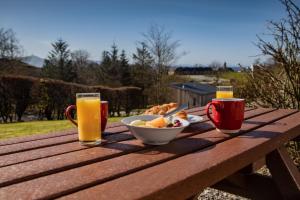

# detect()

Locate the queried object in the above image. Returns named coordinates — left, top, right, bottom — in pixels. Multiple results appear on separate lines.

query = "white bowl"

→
left=121, top=115, right=190, bottom=145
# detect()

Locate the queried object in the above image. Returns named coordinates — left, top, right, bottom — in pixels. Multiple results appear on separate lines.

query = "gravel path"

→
left=198, top=188, right=250, bottom=200
left=196, top=166, right=271, bottom=200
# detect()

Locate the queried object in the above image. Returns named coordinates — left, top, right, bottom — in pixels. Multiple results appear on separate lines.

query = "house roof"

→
left=171, top=82, right=216, bottom=95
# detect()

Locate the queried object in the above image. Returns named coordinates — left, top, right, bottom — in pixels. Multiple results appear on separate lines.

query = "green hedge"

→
left=0, top=75, right=141, bottom=122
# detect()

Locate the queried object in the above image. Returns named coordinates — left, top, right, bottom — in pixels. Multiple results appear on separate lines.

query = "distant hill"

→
left=22, top=55, right=44, bottom=68
left=0, top=58, right=41, bottom=77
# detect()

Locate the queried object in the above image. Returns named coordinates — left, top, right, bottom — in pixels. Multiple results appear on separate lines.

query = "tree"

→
left=101, top=50, right=110, bottom=63
left=132, top=42, right=155, bottom=106
left=0, top=28, right=22, bottom=59
left=141, top=24, right=182, bottom=104
left=71, top=49, right=89, bottom=67
left=42, top=39, right=76, bottom=82
left=209, top=61, right=222, bottom=85
left=97, top=50, right=111, bottom=85
left=100, top=43, right=121, bottom=87
left=142, top=24, right=180, bottom=71
left=110, top=43, right=118, bottom=63
left=132, top=42, right=154, bottom=66
left=244, top=0, right=300, bottom=109
left=71, top=49, right=90, bottom=83
left=120, top=50, right=131, bottom=86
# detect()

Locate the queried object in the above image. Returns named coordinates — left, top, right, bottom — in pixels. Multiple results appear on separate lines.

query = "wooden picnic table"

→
left=0, top=106, right=299, bottom=200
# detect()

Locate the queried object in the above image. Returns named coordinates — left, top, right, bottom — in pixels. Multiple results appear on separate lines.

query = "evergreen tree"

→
left=99, top=44, right=122, bottom=86
left=98, top=50, right=111, bottom=85
left=101, top=51, right=111, bottom=66
left=109, top=43, right=120, bottom=81
left=132, top=42, right=153, bottom=66
left=120, top=50, right=131, bottom=85
left=132, top=42, right=155, bottom=106
left=132, top=42, right=154, bottom=89
left=110, top=43, right=118, bottom=63
left=42, top=39, right=75, bottom=82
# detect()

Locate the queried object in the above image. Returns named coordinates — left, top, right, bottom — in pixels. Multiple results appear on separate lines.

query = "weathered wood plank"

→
left=0, top=108, right=218, bottom=158
left=0, top=131, right=134, bottom=168
left=0, top=108, right=268, bottom=176
left=0, top=107, right=259, bottom=168
left=0, top=109, right=292, bottom=199
left=58, top=111, right=300, bottom=200
left=0, top=121, right=127, bottom=146
left=0, top=125, right=131, bottom=156
left=0, top=106, right=254, bottom=147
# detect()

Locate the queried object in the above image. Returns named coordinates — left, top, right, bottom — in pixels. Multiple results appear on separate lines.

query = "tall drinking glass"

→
left=76, top=93, right=101, bottom=146
left=216, top=86, right=233, bottom=98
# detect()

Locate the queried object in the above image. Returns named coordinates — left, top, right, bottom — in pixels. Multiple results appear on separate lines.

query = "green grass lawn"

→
left=0, top=117, right=123, bottom=140
left=219, top=71, right=247, bottom=82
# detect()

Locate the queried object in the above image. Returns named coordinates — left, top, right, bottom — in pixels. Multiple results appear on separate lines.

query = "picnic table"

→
left=0, top=106, right=299, bottom=200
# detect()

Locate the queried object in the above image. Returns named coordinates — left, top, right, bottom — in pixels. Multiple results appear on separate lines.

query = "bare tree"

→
left=209, top=61, right=222, bottom=71
left=209, top=61, right=222, bottom=84
left=142, top=24, right=180, bottom=73
left=71, top=49, right=90, bottom=67
left=0, top=28, right=22, bottom=59
left=141, top=24, right=182, bottom=103
left=71, top=49, right=91, bottom=83
left=244, top=0, right=300, bottom=109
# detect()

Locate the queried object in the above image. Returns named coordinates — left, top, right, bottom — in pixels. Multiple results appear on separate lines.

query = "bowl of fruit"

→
left=121, top=115, right=190, bottom=145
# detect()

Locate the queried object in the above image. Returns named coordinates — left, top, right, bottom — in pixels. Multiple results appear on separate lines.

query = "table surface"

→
left=0, top=106, right=299, bottom=200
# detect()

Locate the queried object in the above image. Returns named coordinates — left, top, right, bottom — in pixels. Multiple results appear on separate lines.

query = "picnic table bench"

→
left=0, top=106, right=299, bottom=200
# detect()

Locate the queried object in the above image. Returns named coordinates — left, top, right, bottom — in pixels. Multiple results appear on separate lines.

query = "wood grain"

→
left=59, top=111, right=300, bottom=200
left=0, top=109, right=293, bottom=199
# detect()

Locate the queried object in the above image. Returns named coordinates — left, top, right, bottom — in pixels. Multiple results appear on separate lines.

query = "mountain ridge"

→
left=22, top=55, right=44, bottom=68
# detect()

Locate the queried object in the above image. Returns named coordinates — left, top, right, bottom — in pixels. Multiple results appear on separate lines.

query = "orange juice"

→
left=216, top=91, right=233, bottom=98
left=76, top=97, right=101, bottom=142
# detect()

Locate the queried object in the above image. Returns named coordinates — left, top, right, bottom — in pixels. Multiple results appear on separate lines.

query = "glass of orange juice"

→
left=76, top=93, right=101, bottom=146
left=216, top=86, right=233, bottom=98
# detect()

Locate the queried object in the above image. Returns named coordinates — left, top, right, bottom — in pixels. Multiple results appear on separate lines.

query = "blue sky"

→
left=0, top=0, right=291, bottom=66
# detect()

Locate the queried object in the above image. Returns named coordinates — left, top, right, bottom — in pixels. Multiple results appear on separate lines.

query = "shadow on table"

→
left=237, top=130, right=282, bottom=139
left=243, top=120, right=287, bottom=126
left=100, top=135, right=216, bottom=157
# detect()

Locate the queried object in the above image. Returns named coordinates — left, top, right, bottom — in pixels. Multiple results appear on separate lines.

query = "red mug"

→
left=65, top=101, right=108, bottom=132
left=206, top=98, right=245, bottom=133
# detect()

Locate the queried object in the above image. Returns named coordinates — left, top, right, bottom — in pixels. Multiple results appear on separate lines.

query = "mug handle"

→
left=206, top=102, right=218, bottom=126
left=65, top=105, right=78, bottom=126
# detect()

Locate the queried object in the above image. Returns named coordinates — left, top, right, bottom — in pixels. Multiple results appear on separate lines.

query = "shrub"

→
left=0, top=75, right=37, bottom=122
left=0, top=75, right=142, bottom=122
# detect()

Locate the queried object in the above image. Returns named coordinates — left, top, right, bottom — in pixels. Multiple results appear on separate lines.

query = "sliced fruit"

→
left=146, top=117, right=168, bottom=128
left=130, top=120, right=146, bottom=126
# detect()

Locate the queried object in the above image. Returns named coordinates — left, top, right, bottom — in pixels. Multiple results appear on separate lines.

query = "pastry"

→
left=144, top=103, right=187, bottom=120
left=174, top=110, right=188, bottom=120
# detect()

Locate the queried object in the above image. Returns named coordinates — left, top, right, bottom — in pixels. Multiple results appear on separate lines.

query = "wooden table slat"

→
left=0, top=123, right=129, bottom=148
left=0, top=109, right=216, bottom=157
left=0, top=106, right=253, bottom=147
left=0, top=109, right=294, bottom=199
left=0, top=107, right=261, bottom=168
left=0, top=121, right=125, bottom=147
left=59, top=111, right=300, bottom=200
left=0, top=108, right=265, bottom=169
left=0, top=125, right=132, bottom=156
left=0, top=129, right=76, bottom=147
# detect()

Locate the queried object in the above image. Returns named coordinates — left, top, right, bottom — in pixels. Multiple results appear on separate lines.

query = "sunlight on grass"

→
left=219, top=72, right=247, bottom=82
left=0, top=117, right=123, bottom=140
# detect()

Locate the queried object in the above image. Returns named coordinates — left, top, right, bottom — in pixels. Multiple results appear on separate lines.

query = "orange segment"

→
left=146, top=117, right=167, bottom=128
